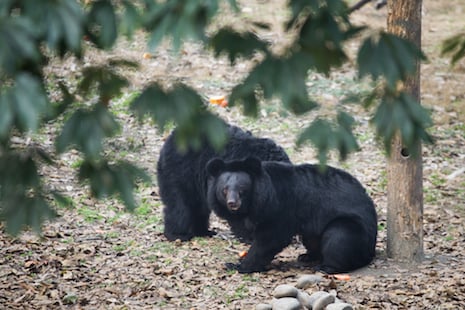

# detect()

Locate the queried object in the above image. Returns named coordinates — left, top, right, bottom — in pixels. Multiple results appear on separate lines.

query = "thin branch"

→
left=376, top=0, right=387, bottom=9
left=349, top=0, right=388, bottom=13
left=349, top=0, right=372, bottom=13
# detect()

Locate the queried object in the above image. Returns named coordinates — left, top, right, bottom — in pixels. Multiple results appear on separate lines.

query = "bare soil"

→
left=1, top=1, right=465, bottom=309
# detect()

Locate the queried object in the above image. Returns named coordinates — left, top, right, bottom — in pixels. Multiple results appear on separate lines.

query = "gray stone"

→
left=312, top=293, right=335, bottom=310
left=334, top=297, right=343, bottom=304
left=326, top=303, right=353, bottom=310
left=272, top=297, right=301, bottom=310
left=295, top=274, right=324, bottom=289
left=273, top=284, right=299, bottom=298
left=308, top=291, right=330, bottom=307
left=296, top=290, right=312, bottom=309
left=256, top=303, right=273, bottom=310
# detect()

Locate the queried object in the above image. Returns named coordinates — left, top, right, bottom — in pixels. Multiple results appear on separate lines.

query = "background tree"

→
left=385, top=0, right=424, bottom=261
left=0, top=0, right=436, bottom=256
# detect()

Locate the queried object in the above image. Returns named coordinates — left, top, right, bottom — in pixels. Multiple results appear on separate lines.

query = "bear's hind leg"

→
left=317, top=218, right=375, bottom=274
left=163, top=196, right=211, bottom=241
left=298, top=235, right=322, bottom=263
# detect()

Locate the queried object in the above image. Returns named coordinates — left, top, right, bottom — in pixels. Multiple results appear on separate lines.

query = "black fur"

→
left=157, top=125, right=290, bottom=242
left=206, top=157, right=377, bottom=274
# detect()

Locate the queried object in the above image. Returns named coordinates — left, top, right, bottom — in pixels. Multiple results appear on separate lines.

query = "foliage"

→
left=441, top=32, right=465, bottom=65
left=0, top=0, right=443, bottom=234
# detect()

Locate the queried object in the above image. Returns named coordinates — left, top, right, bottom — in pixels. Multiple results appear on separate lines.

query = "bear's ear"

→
left=243, top=157, right=262, bottom=175
left=206, top=158, right=225, bottom=177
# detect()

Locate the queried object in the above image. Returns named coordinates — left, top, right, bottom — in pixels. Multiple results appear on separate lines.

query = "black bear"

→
left=157, top=124, right=291, bottom=242
left=206, top=157, right=377, bottom=274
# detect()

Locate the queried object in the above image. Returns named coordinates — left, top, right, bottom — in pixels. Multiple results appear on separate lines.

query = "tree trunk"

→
left=386, top=0, right=424, bottom=261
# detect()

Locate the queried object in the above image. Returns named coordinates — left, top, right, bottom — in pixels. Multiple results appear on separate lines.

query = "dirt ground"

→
left=1, top=1, right=464, bottom=309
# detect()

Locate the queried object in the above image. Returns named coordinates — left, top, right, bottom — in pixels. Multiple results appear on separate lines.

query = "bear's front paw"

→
left=236, top=263, right=268, bottom=274
left=224, top=262, right=262, bottom=273
left=198, top=230, right=217, bottom=237
left=225, top=262, right=240, bottom=270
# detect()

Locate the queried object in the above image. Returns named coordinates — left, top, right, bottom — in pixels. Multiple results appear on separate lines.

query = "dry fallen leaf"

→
left=334, top=274, right=351, bottom=281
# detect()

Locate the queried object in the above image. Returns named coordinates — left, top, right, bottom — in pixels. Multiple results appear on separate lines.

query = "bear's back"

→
left=262, top=161, right=377, bottom=234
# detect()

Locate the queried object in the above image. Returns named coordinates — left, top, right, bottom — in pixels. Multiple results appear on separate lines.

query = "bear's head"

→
left=206, top=157, right=262, bottom=218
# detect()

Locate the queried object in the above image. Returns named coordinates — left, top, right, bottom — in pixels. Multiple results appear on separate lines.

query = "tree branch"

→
left=349, top=0, right=372, bottom=13
left=349, top=0, right=387, bottom=13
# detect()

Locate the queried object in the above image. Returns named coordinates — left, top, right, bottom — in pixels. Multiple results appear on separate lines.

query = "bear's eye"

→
left=222, top=187, right=228, bottom=196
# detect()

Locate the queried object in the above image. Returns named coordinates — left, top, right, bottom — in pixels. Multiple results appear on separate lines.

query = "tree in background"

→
left=385, top=0, right=424, bottom=261
left=2, top=0, right=457, bottom=263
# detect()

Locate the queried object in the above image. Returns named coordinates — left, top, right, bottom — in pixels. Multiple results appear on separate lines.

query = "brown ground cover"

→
left=1, top=1, right=464, bottom=309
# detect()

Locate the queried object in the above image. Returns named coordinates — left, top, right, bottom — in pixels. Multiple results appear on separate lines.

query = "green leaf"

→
left=441, top=32, right=465, bottom=65
left=0, top=73, right=49, bottom=136
left=131, top=83, right=228, bottom=151
left=0, top=17, right=41, bottom=75
left=45, top=82, right=75, bottom=121
left=130, top=83, right=169, bottom=125
left=209, top=28, right=270, bottom=64
left=78, top=159, right=151, bottom=211
left=174, top=112, right=228, bottom=152
left=18, top=0, right=84, bottom=56
left=335, top=111, right=360, bottom=160
left=225, top=0, right=239, bottom=12
left=0, top=92, right=14, bottom=140
left=297, top=8, right=350, bottom=74
left=0, top=152, right=40, bottom=192
left=12, top=73, right=49, bottom=132
left=131, top=83, right=204, bottom=127
left=51, top=191, right=74, bottom=209
left=56, top=105, right=120, bottom=159
left=78, top=65, right=130, bottom=104
left=372, top=91, right=433, bottom=156
left=297, top=112, right=359, bottom=163
left=1, top=195, right=56, bottom=235
left=287, top=0, right=320, bottom=29
left=229, top=53, right=317, bottom=116
left=0, top=151, right=56, bottom=235
left=120, top=0, right=142, bottom=38
left=0, top=0, right=15, bottom=16
left=297, top=118, right=334, bottom=165
left=144, top=0, right=220, bottom=51
left=358, top=32, right=426, bottom=89
left=86, top=0, right=117, bottom=49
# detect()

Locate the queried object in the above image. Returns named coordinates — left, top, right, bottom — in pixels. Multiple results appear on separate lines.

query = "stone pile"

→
left=255, top=274, right=354, bottom=310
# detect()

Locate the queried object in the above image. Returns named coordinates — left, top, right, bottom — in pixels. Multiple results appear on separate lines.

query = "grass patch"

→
left=105, top=231, right=120, bottom=239
left=111, top=91, right=141, bottom=114
left=242, top=274, right=259, bottom=282
left=135, top=202, right=152, bottom=216
left=429, top=173, right=446, bottom=187
left=77, top=206, right=104, bottom=222
left=424, top=189, right=442, bottom=204
left=61, top=237, right=75, bottom=244
left=133, top=200, right=163, bottom=231
left=226, top=283, right=249, bottom=304
left=113, top=240, right=136, bottom=253
left=70, top=159, right=84, bottom=169
left=150, top=242, right=178, bottom=255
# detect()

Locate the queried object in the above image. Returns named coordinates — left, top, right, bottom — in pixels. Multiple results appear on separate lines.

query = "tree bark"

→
left=386, top=0, right=424, bottom=261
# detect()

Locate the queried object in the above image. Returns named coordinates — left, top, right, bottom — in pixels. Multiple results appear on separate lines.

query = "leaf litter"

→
left=1, top=0, right=465, bottom=309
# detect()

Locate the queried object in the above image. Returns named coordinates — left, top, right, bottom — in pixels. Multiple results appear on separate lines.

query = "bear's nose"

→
left=227, top=200, right=240, bottom=211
